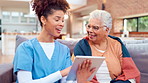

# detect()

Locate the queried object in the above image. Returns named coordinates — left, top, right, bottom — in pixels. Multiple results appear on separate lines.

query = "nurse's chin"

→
left=54, top=34, right=61, bottom=38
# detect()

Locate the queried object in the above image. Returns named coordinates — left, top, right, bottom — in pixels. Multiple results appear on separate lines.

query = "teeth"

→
left=89, top=34, right=95, bottom=36
left=57, top=28, right=62, bottom=30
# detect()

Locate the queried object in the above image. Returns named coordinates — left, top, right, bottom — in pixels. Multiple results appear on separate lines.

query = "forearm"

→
left=17, top=70, right=62, bottom=83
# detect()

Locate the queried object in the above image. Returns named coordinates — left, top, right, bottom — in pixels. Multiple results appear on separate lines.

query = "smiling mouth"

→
left=56, top=28, right=62, bottom=33
left=88, top=34, right=97, bottom=39
left=89, top=34, right=97, bottom=37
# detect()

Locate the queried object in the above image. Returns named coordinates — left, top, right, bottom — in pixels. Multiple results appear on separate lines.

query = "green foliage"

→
left=126, top=16, right=148, bottom=32
left=127, top=18, right=137, bottom=32
left=139, top=16, right=148, bottom=32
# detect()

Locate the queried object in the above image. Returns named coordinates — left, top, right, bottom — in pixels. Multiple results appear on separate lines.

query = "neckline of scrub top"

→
left=32, top=38, right=58, bottom=62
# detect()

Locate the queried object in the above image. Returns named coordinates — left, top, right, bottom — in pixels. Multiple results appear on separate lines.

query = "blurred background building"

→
left=0, top=0, right=148, bottom=63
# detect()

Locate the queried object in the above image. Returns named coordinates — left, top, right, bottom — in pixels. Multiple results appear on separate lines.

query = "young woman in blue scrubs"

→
left=13, top=0, right=72, bottom=83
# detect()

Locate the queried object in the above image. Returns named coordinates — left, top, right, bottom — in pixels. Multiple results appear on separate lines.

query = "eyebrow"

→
left=56, top=16, right=64, bottom=19
left=55, top=16, right=61, bottom=18
left=88, top=24, right=99, bottom=26
left=54, top=16, right=64, bottom=20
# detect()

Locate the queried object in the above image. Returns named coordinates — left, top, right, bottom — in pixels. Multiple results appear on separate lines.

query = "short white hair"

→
left=89, top=10, right=112, bottom=30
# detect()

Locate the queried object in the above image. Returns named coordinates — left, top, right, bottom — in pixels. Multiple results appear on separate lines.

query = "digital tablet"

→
left=66, top=56, right=105, bottom=81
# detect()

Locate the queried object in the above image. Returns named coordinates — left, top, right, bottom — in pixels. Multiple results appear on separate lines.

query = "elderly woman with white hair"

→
left=74, top=10, right=140, bottom=83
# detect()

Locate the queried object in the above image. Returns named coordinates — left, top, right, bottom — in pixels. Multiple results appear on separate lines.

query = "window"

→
left=125, top=16, right=148, bottom=32
left=127, top=18, right=137, bottom=32
left=29, top=18, right=36, bottom=23
left=139, top=16, right=148, bottom=32
left=2, top=11, right=36, bottom=24
left=2, top=11, right=10, bottom=23
left=82, top=20, right=88, bottom=34
left=20, top=12, right=27, bottom=23
left=11, top=12, right=19, bottom=23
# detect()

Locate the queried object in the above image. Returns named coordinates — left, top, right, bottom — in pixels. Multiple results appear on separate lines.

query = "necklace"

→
left=93, top=45, right=106, bottom=53
left=93, top=38, right=108, bottom=54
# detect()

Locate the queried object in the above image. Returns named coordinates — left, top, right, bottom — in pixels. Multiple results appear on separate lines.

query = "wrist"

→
left=60, top=66, right=71, bottom=77
left=60, top=70, right=66, bottom=77
left=77, top=79, right=88, bottom=83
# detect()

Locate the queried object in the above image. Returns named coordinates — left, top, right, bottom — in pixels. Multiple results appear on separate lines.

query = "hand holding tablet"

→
left=66, top=56, right=105, bottom=81
left=76, top=59, right=96, bottom=83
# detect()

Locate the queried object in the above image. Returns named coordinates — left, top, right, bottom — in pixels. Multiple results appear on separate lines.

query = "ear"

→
left=40, top=16, right=47, bottom=24
left=104, top=27, right=110, bottom=33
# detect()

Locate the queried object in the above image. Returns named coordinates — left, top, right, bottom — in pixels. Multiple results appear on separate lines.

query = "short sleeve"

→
left=13, top=42, right=33, bottom=75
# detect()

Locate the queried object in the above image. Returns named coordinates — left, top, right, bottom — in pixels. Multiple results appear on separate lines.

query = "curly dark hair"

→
left=31, top=0, right=70, bottom=26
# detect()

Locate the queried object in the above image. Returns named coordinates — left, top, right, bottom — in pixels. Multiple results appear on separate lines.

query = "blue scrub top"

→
left=13, top=38, right=72, bottom=83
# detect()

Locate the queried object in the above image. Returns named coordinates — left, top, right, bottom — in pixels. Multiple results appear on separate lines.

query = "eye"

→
left=55, top=19, right=59, bottom=22
left=54, top=17, right=60, bottom=22
left=87, top=25, right=91, bottom=28
left=93, top=26, right=99, bottom=30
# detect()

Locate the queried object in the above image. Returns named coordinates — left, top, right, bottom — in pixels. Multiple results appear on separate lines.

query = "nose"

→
left=59, top=21, right=64, bottom=27
left=88, top=27, right=94, bottom=32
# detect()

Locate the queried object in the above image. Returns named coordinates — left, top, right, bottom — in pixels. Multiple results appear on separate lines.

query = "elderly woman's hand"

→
left=76, top=59, right=96, bottom=83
